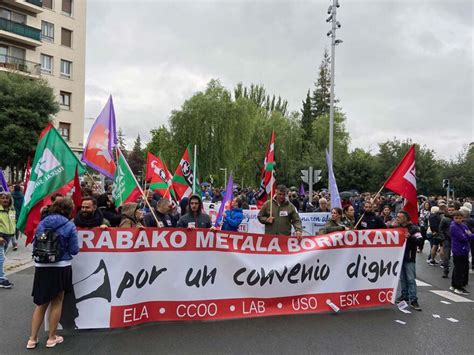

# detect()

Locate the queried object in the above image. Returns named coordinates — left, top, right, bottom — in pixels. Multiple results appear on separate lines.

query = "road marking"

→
left=415, top=279, right=431, bottom=287
left=440, top=301, right=451, bottom=305
left=395, top=320, right=406, bottom=325
left=430, top=290, right=473, bottom=303
left=400, top=309, right=411, bottom=314
left=446, top=318, right=459, bottom=323
left=432, top=314, right=440, bottom=318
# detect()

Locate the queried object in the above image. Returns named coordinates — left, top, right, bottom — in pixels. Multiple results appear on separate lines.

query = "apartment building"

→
left=0, top=0, right=86, bottom=153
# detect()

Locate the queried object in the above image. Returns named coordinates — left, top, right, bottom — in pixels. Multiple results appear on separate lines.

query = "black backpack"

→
left=33, top=221, right=68, bottom=263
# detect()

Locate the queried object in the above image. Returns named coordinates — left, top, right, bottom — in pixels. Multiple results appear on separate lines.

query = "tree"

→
left=311, top=49, right=333, bottom=119
left=117, top=127, right=127, bottom=154
left=300, top=90, right=312, bottom=141
left=0, top=73, right=59, bottom=181
left=128, top=134, right=145, bottom=176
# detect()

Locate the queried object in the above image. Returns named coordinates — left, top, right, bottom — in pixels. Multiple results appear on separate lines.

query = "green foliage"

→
left=128, top=134, right=145, bottom=175
left=439, top=145, right=474, bottom=197
left=311, top=49, right=334, bottom=119
left=117, top=127, right=127, bottom=154
left=0, top=73, right=58, bottom=180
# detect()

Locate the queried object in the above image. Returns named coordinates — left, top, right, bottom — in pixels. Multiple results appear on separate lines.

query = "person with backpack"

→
left=27, top=197, right=79, bottom=349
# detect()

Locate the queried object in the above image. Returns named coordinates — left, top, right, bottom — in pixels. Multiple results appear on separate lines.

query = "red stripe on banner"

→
left=79, top=228, right=407, bottom=254
left=109, top=288, right=395, bottom=327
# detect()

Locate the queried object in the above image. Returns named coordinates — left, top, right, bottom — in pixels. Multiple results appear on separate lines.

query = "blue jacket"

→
left=222, top=208, right=244, bottom=232
left=34, top=214, right=79, bottom=262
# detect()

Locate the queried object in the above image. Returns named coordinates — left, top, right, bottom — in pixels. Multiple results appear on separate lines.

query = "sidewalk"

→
left=4, top=236, right=34, bottom=275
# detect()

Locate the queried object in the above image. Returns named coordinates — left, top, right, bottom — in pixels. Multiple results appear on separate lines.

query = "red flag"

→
left=24, top=156, right=31, bottom=188
left=384, top=145, right=418, bottom=223
left=147, top=152, right=175, bottom=200
left=72, top=166, right=82, bottom=216
left=256, top=130, right=276, bottom=208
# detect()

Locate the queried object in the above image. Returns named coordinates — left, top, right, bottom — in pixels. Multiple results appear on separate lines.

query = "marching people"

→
left=319, top=207, right=347, bottom=235
left=119, top=202, right=144, bottom=228
left=449, top=211, right=473, bottom=294
left=11, top=184, right=24, bottom=250
left=357, top=202, right=386, bottom=230
left=380, top=205, right=395, bottom=228
left=315, top=197, right=330, bottom=212
left=257, top=185, right=303, bottom=237
left=97, top=193, right=121, bottom=227
left=74, top=197, right=110, bottom=228
left=177, top=194, right=213, bottom=229
left=27, top=197, right=79, bottom=349
left=428, top=206, right=442, bottom=265
left=144, top=198, right=177, bottom=228
left=394, top=210, right=423, bottom=311
left=439, top=204, right=455, bottom=278
left=342, top=205, right=356, bottom=229
left=221, top=197, right=244, bottom=232
left=0, top=192, right=15, bottom=289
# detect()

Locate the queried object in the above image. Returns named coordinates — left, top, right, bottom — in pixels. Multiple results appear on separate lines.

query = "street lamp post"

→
left=326, top=0, right=342, bottom=161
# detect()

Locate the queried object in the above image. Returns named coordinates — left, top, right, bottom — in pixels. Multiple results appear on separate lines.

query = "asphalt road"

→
left=1, top=250, right=473, bottom=355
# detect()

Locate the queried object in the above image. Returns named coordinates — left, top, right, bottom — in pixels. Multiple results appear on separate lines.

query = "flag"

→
left=384, top=145, right=418, bottom=223
left=326, top=149, right=342, bottom=209
left=0, top=168, right=9, bottom=192
left=172, top=145, right=200, bottom=201
left=17, top=124, right=86, bottom=244
left=72, top=166, right=82, bottom=217
left=112, top=148, right=141, bottom=207
left=299, top=182, right=305, bottom=196
left=82, top=95, right=117, bottom=178
left=256, top=130, right=276, bottom=207
left=146, top=152, right=175, bottom=200
left=24, top=156, right=31, bottom=188
left=215, top=173, right=234, bottom=227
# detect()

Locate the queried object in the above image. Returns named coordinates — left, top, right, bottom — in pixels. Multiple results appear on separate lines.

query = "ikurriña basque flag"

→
left=82, top=95, right=117, bottom=178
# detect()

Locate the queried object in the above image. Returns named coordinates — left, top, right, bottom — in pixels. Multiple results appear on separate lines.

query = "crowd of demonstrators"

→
left=73, top=197, right=110, bottom=229
left=177, top=194, right=213, bottom=229
left=221, top=198, right=244, bottom=232
left=0, top=191, right=16, bottom=288
left=144, top=198, right=177, bottom=228
left=96, top=193, right=121, bottom=227
left=119, top=202, right=144, bottom=228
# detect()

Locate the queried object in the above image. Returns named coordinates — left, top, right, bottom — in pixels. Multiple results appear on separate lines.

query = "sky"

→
left=84, top=0, right=473, bottom=161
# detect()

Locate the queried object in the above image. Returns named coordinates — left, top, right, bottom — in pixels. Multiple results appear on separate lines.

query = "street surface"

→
left=1, top=242, right=473, bottom=354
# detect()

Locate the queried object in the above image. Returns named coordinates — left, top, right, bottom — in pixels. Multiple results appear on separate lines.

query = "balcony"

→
left=0, top=55, right=41, bottom=77
left=2, top=1, right=44, bottom=14
left=0, top=17, right=42, bottom=46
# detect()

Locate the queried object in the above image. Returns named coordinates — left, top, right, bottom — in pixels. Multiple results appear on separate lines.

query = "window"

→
left=43, top=0, right=53, bottom=10
left=62, top=0, right=73, bottom=16
left=0, top=46, right=7, bottom=63
left=40, top=54, right=53, bottom=74
left=41, top=21, right=54, bottom=42
left=60, top=59, right=72, bottom=78
left=61, top=28, right=72, bottom=47
left=0, top=8, right=26, bottom=24
left=59, top=91, right=71, bottom=110
left=10, top=46, right=25, bottom=60
left=58, top=122, right=71, bottom=141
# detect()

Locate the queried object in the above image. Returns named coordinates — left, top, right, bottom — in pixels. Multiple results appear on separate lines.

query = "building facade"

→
left=0, top=0, right=86, bottom=153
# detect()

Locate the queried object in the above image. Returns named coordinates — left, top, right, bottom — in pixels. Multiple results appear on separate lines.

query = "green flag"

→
left=112, top=148, right=141, bottom=207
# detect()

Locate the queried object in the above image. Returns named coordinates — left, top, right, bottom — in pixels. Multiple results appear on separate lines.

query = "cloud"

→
left=85, top=0, right=473, bottom=160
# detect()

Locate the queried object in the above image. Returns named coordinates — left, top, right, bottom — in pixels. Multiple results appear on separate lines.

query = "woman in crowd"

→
left=222, top=198, right=244, bottom=232
left=342, top=205, right=356, bottom=229
left=319, top=207, right=347, bottom=235
left=27, top=198, right=78, bottom=349
left=119, top=202, right=144, bottom=228
left=97, top=193, right=121, bottom=227
left=381, top=205, right=395, bottom=228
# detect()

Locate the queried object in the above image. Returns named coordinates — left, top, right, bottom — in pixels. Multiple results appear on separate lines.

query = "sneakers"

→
left=454, top=288, right=470, bottom=295
left=0, top=280, right=13, bottom=289
left=442, top=272, right=449, bottom=278
left=410, top=301, right=422, bottom=311
left=449, top=286, right=454, bottom=291
left=429, top=260, right=438, bottom=266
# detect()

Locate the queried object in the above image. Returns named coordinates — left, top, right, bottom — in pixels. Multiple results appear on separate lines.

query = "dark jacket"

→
left=74, top=209, right=110, bottom=228
left=34, top=214, right=79, bottom=262
left=403, top=223, right=423, bottom=263
left=144, top=210, right=176, bottom=228
left=428, top=213, right=442, bottom=238
left=177, top=194, right=212, bottom=228
left=357, top=212, right=386, bottom=230
left=11, top=190, right=24, bottom=220
left=450, top=222, right=473, bottom=256
left=439, top=215, right=452, bottom=242
left=222, top=208, right=244, bottom=232
left=98, top=206, right=121, bottom=227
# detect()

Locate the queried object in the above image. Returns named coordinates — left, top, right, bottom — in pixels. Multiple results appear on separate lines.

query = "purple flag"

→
left=299, top=182, right=305, bottom=196
left=82, top=95, right=118, bottom=178
left=215, top=173, right=234, bottom=227
left=326, top=150, right=342, bottom=209
left=0, top=168, right=9, bottom=192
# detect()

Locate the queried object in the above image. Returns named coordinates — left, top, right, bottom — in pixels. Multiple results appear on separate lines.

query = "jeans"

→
left=400, top=261, right=417, bottom=302
left=0, top=243, right=6, bottom=281
left=442, top=239, right=451, bottom=274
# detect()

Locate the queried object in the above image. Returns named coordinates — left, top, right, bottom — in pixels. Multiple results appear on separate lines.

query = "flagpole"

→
left=354, top=184, right=385, bottom=229
left=192, top=145, right=197, bottom=194
left=85, top=171, right=103, bottom=194
left=117, top=147, right=160, bottom=226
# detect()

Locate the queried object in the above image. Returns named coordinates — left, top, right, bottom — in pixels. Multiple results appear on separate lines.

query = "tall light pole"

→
left=326, top=0, right=342, bottom=161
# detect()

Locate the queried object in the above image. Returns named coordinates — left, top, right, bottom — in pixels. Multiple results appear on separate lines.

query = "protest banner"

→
left=61, top=227, right=406, bottom=329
